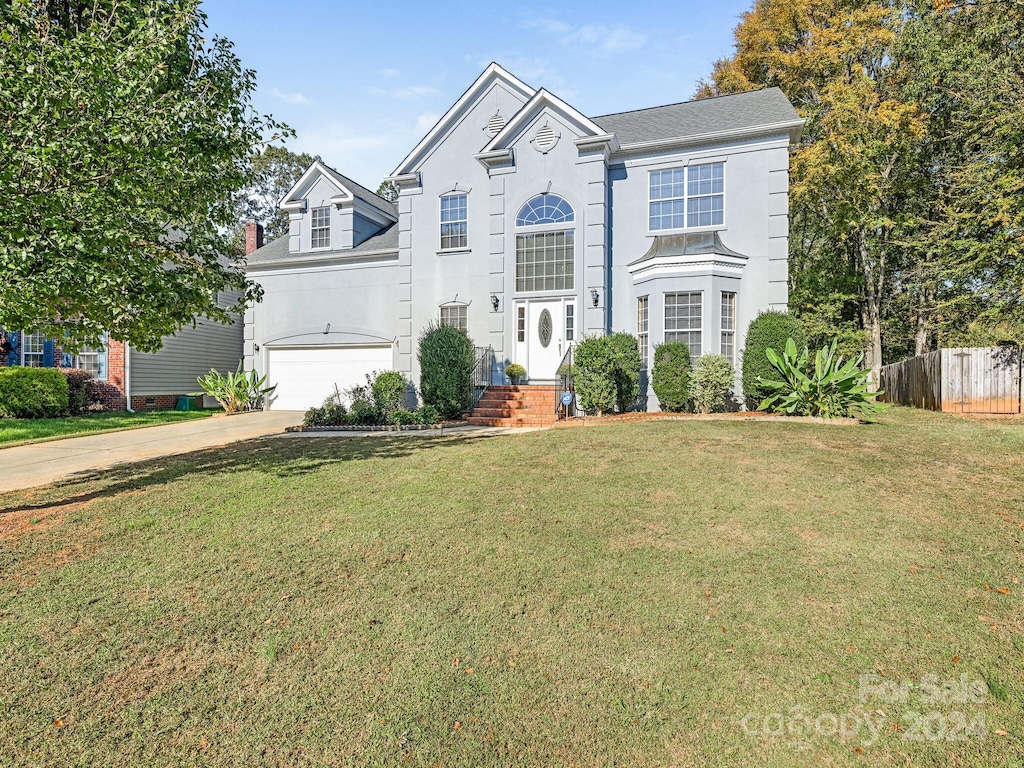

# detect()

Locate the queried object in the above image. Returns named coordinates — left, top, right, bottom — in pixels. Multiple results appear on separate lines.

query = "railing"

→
left=555, top=343, right=578, bottom=419
left=472, top=345, right=495, bottom=405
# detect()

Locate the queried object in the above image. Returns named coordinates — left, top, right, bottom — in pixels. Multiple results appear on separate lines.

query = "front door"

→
left=524, top=299, right=570, bottom=381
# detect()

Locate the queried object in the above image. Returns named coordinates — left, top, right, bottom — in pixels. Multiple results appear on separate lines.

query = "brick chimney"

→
left=244, top=220, right=264, bottom=255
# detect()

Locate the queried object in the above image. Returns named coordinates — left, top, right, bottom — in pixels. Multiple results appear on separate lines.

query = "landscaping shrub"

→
left=607, top=332, right=642, bottom=412
left=392, top=409, right=417, bottom=426
left=505, top=363, right=526, bottom=382
left=414, top=404, right=440, bottom=424
left=572, top=335, right=617, bottom=414
left=303, top=392, right=347, bottom=427
left=690, top=354, right=735, bottom=414
left=194, top=363, right=276, bottom=413
left=0, top=367, right=69, bottom=418
left=757, top=339, right=885, bottom=419
left=61, top=368, right=102, bottom=415
left=742, top=310, right=806, bottom=403
left=370, top=370, right=407, bottom=419
left=650, top=341, right=691, bottom=412
left=344, top=384, right=382, bottom=426
left=418, top=321, right=476, bottom=420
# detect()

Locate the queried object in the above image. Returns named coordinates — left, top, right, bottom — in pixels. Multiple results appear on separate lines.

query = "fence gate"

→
left=942, top=348, right=1021, bottom=414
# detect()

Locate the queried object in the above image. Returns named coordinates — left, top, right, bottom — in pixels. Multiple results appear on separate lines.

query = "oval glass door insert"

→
left=538, top=309, right=553, bottom=348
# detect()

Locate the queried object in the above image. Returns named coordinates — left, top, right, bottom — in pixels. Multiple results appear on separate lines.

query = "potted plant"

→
left=506, top=363, right=526, bottom=385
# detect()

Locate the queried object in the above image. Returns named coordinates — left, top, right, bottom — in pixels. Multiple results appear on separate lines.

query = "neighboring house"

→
left=245, top=63, right=803, bottom=411
left=1, top=228, right=253, bottom=409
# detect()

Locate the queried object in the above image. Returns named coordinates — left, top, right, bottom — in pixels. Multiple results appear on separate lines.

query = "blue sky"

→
left=202, top=0, right=750, bottom=188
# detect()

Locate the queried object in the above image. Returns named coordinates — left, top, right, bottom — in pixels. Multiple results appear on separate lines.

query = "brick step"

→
left=476, top=397, right=556, bottom=408
left=486, top=385, right=561, bottom=392
left=468, top=416, right=559, bottom=428
left=472, top=406, right=557, bottom=418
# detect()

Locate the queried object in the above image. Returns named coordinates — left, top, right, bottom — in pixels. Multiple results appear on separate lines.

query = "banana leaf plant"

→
left=756, top=338, right=885, bottom=420
left=192, top=363, right=276, bottom=413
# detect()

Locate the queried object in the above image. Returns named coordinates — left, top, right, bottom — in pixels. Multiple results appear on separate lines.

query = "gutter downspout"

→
left=124, top=342, right=134, bottom=412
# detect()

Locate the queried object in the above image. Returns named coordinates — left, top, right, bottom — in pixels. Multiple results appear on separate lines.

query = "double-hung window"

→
left=720, top=292, right=736, bottom=362
left=311, top=206, right=331, bottom=249
left=439, top=304, right=468, bottom=333
left=664, top=292, right=702, bottom=358
left=75, top=334, right=109, bottom=380
left=649, top=162, right=724, bottom=231
left=22, top=331, right=45, bottom=367
left=440, top=194, right=468, bottom=250
left=637, top=296, right=649, bottom=369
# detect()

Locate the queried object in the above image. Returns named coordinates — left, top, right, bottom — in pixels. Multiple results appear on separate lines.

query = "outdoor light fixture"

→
left=491, top=294, right=499, bottom=311
left=590, top=288, right=599, bottom=307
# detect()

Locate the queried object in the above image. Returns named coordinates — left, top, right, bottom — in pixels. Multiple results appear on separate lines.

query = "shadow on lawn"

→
left=0, top=432, right=503, bottom=516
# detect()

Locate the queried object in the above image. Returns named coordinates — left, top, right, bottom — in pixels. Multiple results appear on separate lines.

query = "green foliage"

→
left=651, top=341, right=692, bottom=413
left=742, top=312, right=806, bottom=403
left=370, top=370, right=408, bottom=419
left=391, top=409, right=417, bottom=426
left=303, top=392, right=347, bottom=427
left=61, top=369, right=101, bottom=415
left=757, top=339, right=885, bottom=420
left=572, top=336, right=617, bottom=415
left=0, top=1, right=288, bottom=351
left=691, top=354, right=735, bottom=414
left=505, top=363, right=526, bottom=380
left=0, top=367, right=70, bottom=419
left=417, top=322, right=476, bottom=420
left=606, top=332, right=642, bottom=412
left=376, top=181, right=399, bottom=203
left=193, top=363, right=275, bottom=413
left=414, top=404, right=440, bottom=425
left=344, top=384, right=382, bottom=426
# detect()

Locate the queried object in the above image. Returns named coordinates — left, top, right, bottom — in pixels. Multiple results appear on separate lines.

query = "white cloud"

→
left=367, top=84, right=441, bottom=99
left=267, top=87, right=308, bottom=105
left=525, top=18, right=647, bottom=55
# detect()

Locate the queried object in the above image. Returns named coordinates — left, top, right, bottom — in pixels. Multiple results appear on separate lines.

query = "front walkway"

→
left=1, top=411, right=302, bottom=493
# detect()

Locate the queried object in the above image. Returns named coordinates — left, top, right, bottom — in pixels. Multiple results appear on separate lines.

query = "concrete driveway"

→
left=1, top=411, right=302, bottom=494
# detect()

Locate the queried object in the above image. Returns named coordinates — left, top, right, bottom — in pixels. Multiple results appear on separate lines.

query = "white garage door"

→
left=267, top=346, right=393, bottom=411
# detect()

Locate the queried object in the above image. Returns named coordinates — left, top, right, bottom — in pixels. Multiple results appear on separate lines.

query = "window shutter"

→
left=42, top=338, right=55, bottom=367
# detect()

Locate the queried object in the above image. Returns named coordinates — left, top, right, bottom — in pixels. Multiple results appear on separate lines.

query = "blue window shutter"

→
left=43, top=338, right=55, bottom=367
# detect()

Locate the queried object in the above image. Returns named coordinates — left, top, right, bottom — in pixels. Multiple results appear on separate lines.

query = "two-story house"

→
left=244, top=63, right=803, bottom=412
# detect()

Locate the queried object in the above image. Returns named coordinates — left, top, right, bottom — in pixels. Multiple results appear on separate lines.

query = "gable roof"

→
left=280, top=160, right=397, bottom=219
left=592, top=88, right=802, bottom=148
left=245, top=224, right=399, bottom=268
left=480, top=88, right=609, bottom=153
left=390, top=63, right=536, bottom=176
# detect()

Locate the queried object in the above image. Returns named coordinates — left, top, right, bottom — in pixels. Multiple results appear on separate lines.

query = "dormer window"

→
left=311, top=206, right=331, bottom=249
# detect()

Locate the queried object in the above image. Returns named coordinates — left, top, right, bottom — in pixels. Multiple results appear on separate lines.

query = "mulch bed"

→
left=286, top=421, right=469, bottom=433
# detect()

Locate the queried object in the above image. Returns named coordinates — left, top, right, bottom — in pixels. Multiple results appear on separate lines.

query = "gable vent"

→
left=533, top=123, right=559, bottom=153
left=485, top=112, right=506, bottom=137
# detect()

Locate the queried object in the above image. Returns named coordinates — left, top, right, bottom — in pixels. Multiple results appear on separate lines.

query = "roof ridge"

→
left=590, top=86, right=777, bottom=120
left=319, top=162, right=397, bottom=213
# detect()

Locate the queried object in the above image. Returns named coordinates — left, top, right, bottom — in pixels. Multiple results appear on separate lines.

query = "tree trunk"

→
left=855, top=231, right=884, bottom=386
left=914, top=285, right=934, bottom=357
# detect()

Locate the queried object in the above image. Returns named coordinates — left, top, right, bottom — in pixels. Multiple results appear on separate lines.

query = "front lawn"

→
left=0, top=408, right=1021, bottom=766
left=0, top=409, right=214, bottom=447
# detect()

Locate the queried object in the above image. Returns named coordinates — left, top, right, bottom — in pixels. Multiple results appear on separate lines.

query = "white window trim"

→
left=720, top=291, right=737, bottom=363
left=439, top=302, right=469, bottom=333
left=647, top=160, right=726, bottom=236
left=663, top=291, right=703, bottom=358
left=310, top=206, right=332, bottom=250
left=439, top=193, right=468, bottom=252
left=637, top=296, right=649, bottom=369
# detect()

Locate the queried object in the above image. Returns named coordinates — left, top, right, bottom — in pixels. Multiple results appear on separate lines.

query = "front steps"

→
left=467, top=385, right=560, bottom=428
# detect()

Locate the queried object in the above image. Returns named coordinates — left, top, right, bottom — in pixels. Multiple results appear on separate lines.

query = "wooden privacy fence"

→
left=879, top=347, right=1022, bottom=414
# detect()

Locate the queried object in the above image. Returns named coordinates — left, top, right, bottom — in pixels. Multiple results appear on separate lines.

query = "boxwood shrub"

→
left=741, top=310, right=806, bottom=404
left=418, top=322, right=476, bottom=420
left=651, top=341, right=691, bottom=412
left=0, top=367, right=70, bottom=418
left=573, top=333, right=641, bottom=415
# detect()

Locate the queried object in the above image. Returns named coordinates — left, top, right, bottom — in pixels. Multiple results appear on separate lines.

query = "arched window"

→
left=515, top=194, right=574, bottom=227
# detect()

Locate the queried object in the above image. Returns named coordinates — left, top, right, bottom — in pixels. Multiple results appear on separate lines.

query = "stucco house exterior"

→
left=244, top=63, right=803, bottom=412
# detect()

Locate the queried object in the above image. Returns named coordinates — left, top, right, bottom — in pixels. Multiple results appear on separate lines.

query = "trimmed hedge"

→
left=741, top=311, right=806, bottom=403
left=607, top=332, right=642, bottom=413
left=651, top=341, right=692, bottom=412
left=691, top=353, right=735, bottom=414
left=418, top=322, right=476, bottom=420
left=0, top=367, right=70, bottom=418
left=370, top=370, right=408, bottom=419
left=61, top=368, right=101, bottom=415
left=573, top=333, right=642, bottom=415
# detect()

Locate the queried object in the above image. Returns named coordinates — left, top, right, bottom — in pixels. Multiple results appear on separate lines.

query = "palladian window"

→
left=514, top=194, right=575, bottom=293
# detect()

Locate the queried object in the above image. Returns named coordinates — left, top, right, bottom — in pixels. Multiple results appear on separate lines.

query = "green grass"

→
left=0, top=407, right=1021, bottom=767
left=0, top=409, right=214, bottom=447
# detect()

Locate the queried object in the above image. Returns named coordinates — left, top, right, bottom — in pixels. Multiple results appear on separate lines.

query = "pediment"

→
left=480, top=89, right=612, bottom=153
left=280, top=160, right=352, bottom=211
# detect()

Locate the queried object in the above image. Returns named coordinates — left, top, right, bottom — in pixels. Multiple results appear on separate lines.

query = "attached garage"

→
left=267, top=345, right=393, bottom=411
